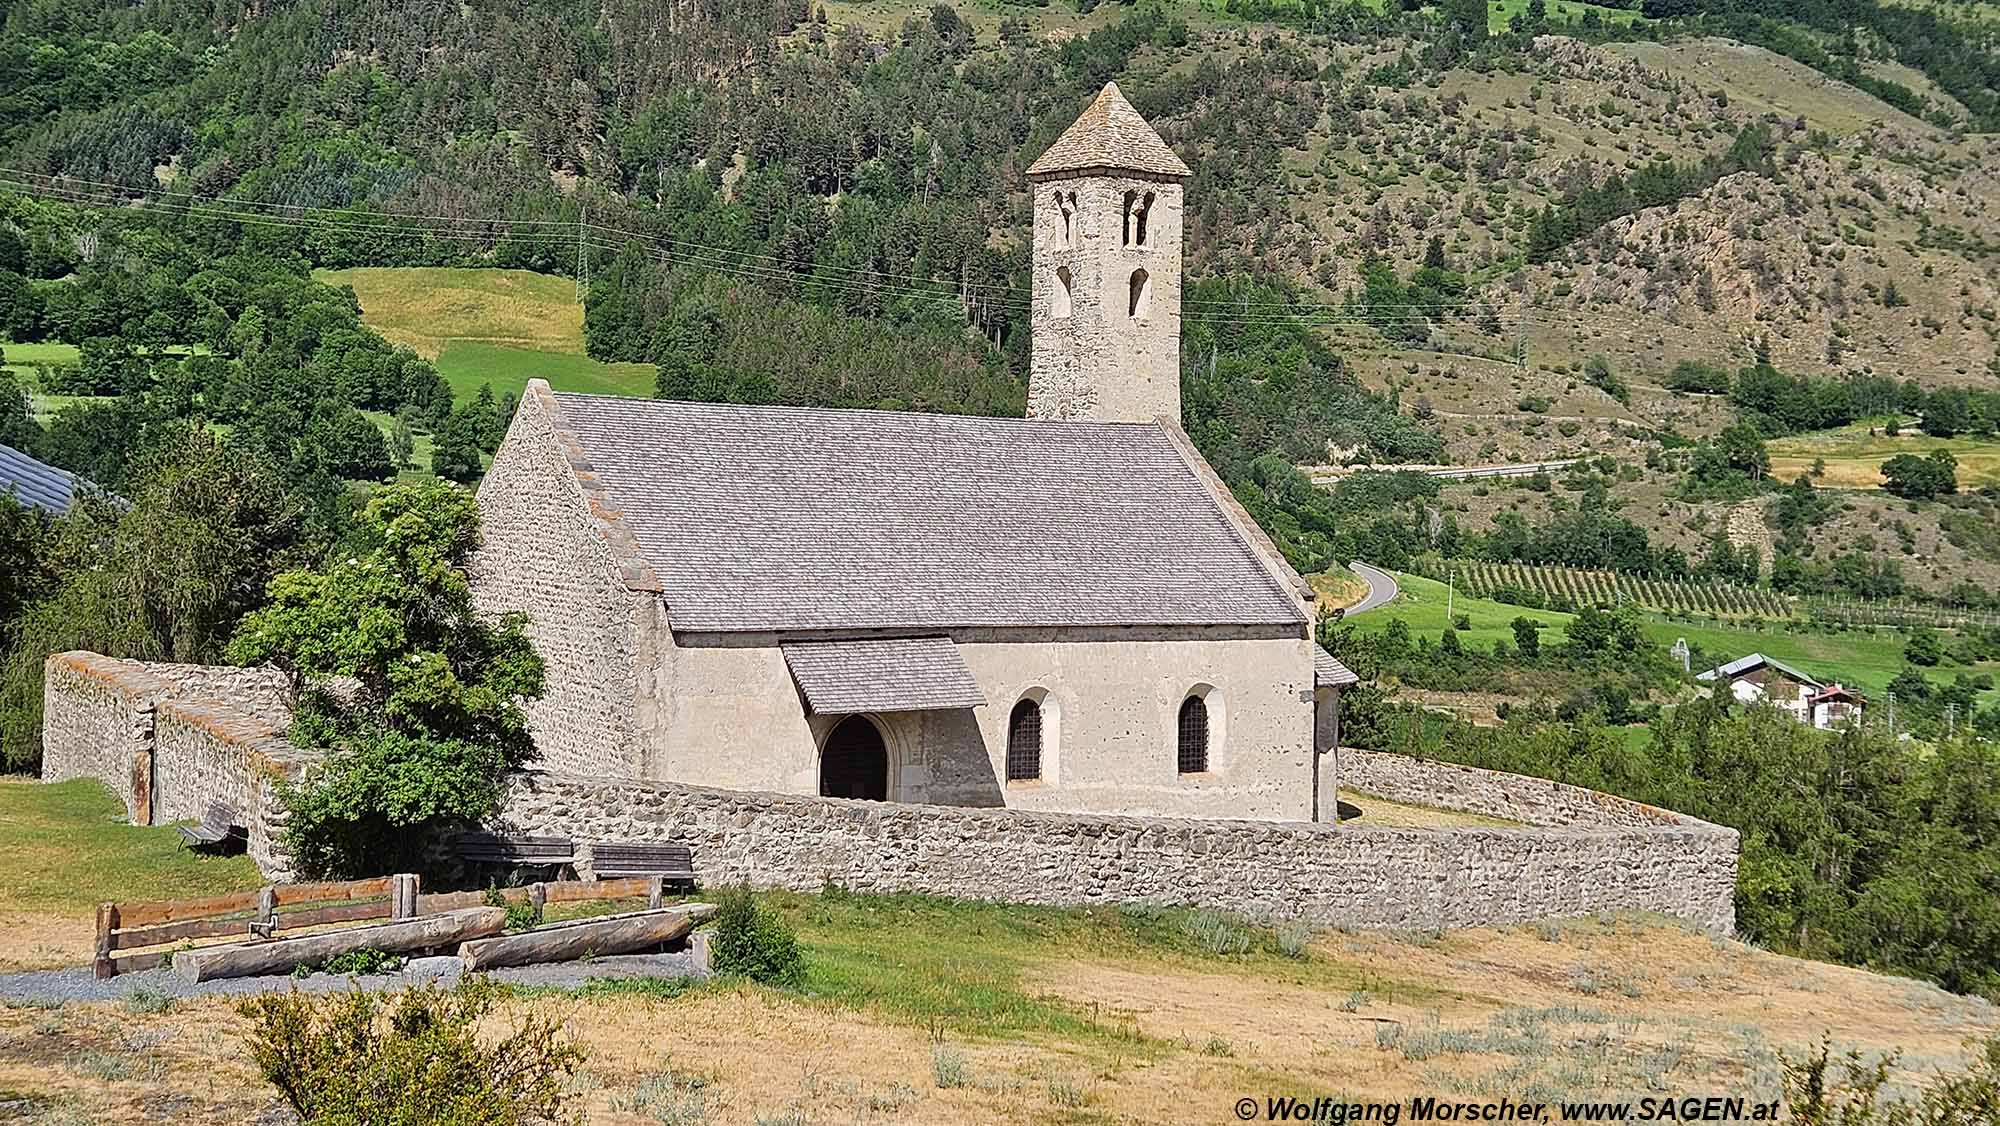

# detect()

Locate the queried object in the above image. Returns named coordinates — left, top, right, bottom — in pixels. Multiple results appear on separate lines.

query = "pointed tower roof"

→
left=1027, top=81, right=1191, bottom=180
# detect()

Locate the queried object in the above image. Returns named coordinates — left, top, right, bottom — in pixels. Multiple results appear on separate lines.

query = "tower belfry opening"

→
left=1026, top=81, right=1191, bottom=425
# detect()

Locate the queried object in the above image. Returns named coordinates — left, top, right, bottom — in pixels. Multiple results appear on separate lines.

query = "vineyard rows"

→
left=1442, top=561, right=1796, bottom=619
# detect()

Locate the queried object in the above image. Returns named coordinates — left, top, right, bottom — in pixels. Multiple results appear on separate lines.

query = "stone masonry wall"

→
left=1340, top=748, right=1684, bottom=830
left=40, top=654, right=166, bottom=819
left=41, top=653, right=313, bottom=878
left=496, top=756, right=1740, bottom=934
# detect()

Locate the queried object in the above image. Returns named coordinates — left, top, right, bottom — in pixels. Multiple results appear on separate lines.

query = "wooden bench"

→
left=589, top=841, right=696, bottom=887
left=451, top=832, right=578, bottom=870
left=176, top=802, right=242, bottom=852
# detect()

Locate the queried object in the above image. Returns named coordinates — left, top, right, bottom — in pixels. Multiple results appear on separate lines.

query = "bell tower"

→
left=1026, top=82, right=1190, bottom=425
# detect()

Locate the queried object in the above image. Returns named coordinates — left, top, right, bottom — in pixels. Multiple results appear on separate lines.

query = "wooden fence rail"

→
left=94, top=874, right=665, bottom=978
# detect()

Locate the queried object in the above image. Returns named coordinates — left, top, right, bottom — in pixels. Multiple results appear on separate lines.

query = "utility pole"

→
left=1946, top=703, right=1957, bottom=737
left=574, top=200, right=589, bottom=301
left=1446, top=568, right=1455, bottom=621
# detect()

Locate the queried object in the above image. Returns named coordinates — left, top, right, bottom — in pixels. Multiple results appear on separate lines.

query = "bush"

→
left=485, top=886, right=543, bottom=932
left=709, top=887, right=805, bottom=987
left=238, top=979, right=582, bottom=1125
left=1781, top=1034, right=2000, bottom=1124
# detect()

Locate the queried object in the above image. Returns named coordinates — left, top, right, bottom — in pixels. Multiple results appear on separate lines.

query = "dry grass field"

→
left=3, top=909, right=1994, bottom=1124
left=1767, top=423, right=2000, bottom=492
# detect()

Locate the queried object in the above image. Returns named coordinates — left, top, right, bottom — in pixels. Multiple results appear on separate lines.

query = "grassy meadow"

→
left=1349, top=570, right=2000, bottom=704
left=1768, top=419, right=2000, bottom=490
left=316, top=266, right=657, bottom=403
left=0, top=780, right=261, bottom=973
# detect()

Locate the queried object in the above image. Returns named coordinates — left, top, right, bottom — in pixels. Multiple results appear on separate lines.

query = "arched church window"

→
left=1052, top=266, right=1074, bottom=319
left=1121, top=190, right=1136, bottom=246
left=1007, top=698, right=1043, bottom=781
left=1176, top=695, right=1208, bottom=774
left=1127, top=268, right=1150, bottom=318
left=1055, top=191, right=1076, bottom=247
left=1135, top=191, right=1154, bottom=246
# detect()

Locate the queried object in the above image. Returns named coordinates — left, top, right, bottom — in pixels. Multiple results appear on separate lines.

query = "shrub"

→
left=930, top=1045, right=971, bottom=1089
left=485, top=886, right=544, bottom=932
left=613, top=1066, right=720, bottom=1125
left=1782, top=1034, right=2000, bottom=1124
left=121, top=984, right=175, bottom=1014
left=1183, top=910, right=1252, bottom=956
left=709, top=887, right=805, bottom=987
left=239, top=979, right=581, bottom=1125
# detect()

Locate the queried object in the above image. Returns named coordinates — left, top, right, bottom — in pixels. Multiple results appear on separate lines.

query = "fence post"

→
left=92, top=903, right=117, bottom=980
left=529, top=882, right=548, bottom=920
left=390, top=873, right=419, bottom=920
left=647, top=876, right=664, bottom=909
left=254, top=886, right=277, bottom=939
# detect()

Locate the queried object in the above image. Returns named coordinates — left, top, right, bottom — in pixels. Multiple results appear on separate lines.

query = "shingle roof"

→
left=548, top=392, right=1305, bottom=633
left=1026, top=81, right=1192, bottom=180
left=783, top=637, right=986, bottom=714
left=0, top=443, right=86, bottom=515
left=1694, top=652, right=1823, bottom=688
left=1314, top=646, right=1359, bottom=688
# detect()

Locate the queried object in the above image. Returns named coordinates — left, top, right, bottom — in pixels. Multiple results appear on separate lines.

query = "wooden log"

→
left=275, top=900, right=391, bottom=931
left=457, top=904, right=717, bottom=972
left=172, top=907, right=507, bottom=984
left=543, top=877, right=656, bottom=904
left=113, top=914, right=259, bottom=949
left=415, top=889, right=490, bottom=914
left=272, top=876, right=394, bottom=907
left=116, top=889, right=262, bottom=929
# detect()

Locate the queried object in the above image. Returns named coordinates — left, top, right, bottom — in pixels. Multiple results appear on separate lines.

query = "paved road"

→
left=1346, top=561, right=1399, bottom=615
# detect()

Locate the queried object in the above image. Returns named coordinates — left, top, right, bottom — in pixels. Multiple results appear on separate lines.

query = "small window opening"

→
left=1127, top=268, right=1151, bottom=318
left=1007, top=699, right=1043, bottom=781
left=1176, top=696, right=1208, bottom=774
left=1053, top=266, right=1074, bottom=319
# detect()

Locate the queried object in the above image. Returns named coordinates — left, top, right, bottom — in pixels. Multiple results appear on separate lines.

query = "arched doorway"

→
left=820, top=715, right=888, bottom=801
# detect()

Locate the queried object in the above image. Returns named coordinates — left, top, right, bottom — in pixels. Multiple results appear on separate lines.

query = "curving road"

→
left=1345, top=560, right=1400, bottom=615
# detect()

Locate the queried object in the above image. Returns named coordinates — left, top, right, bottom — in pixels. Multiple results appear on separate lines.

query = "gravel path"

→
left=0, top=950, right=706, bottom=1006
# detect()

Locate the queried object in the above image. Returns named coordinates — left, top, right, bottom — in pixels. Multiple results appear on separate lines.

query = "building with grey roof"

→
left=472, top=90, right=1350, bottom=822
left=0, top=443, right=89, bottom=515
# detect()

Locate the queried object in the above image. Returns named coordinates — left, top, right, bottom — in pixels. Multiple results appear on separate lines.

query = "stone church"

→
left=473, top=82, right=1355, bottom=822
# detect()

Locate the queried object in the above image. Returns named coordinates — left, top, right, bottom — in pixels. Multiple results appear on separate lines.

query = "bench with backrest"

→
left=177, top=802, right=242, bottom=851
left=589, top=841, right=696, bottom=887
left=451, top=831, right=578, bottom=871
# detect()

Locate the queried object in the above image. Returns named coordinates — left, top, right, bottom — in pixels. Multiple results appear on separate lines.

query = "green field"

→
left=1351, top=570, right=2000, bottom=703
left=316, top=266, right=657, bottom=403
left=1768, top=419, right=2000, bottom=491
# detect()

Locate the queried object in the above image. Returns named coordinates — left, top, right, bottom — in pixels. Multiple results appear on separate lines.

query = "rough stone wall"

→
left=1029, top=174, right=1184, bottom=425
left=1340, top=749, right=1684, bottom=830
left=495, top=757, right=1739, bottom=934
left=39, top=654, right=166, bottom=819
left=471, top=384, right=644, bottom=777
left=635, top=627, right=1318, bottom=821
left=40, top=652, right=313, bottom=879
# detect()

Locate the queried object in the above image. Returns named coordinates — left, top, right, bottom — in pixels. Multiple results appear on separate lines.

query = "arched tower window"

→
left=1121, top=190, right=1136, bottom=246
left=1055, top=191, right=1077, bottom=247
left=1052, top=266, right=1074, bottom=319
left=1007, top=698, right=1043, bottom=781
left=1135, top=191, right=1154, bottom=246
left=1176, top=695, right=1208, bottom=774
left=1127, top=268, right=1151, bottom=318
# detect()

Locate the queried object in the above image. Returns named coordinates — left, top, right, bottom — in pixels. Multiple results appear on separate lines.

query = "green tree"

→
left=1904, top=627, right=1944, bottom=667
left=228, top=483, right=545, bottom=876
left=0, top=428, right=309, bottom=769
left=430, top=409, right=485, bottom=484
left=391, top=408, right=416, bottom=469
left=1510, top=615, right=1540, bottom=658
left=1881, top=450, right=1957, bottom=499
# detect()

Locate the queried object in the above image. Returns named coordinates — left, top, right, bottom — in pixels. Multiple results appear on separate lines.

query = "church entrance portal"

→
left=820, top=716, right=889, bottom=801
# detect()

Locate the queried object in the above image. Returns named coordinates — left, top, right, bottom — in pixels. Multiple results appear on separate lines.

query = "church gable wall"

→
left=472, top=387, right=643, bottom=778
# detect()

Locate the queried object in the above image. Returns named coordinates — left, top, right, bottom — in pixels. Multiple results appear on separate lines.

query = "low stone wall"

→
left=1340, top=748, right=1684, bottom=830
left=40, top=653, right=311, bottom=878
left=496, top=759, right=1740, bottom=934
left=40, top=654, right=167, bottom=819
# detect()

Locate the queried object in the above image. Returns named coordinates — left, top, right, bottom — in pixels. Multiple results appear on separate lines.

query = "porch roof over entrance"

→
left=782, top=637, right=986, bottom=715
